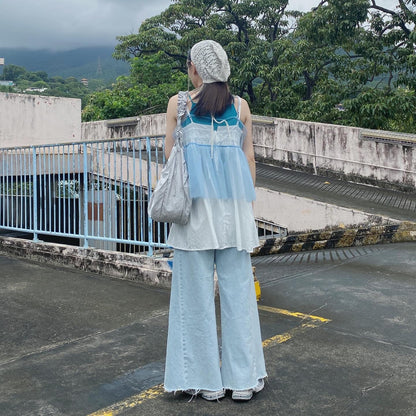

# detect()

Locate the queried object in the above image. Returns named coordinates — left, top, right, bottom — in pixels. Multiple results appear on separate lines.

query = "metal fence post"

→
left=83, top=143, right=89, bottom=248
left=32, top=147, right=39, bottom=242
left=146, top=137, right=153, bottom=256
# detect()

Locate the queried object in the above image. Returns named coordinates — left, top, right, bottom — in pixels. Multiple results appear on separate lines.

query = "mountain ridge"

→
left=0, top=46, right=129, bottom=82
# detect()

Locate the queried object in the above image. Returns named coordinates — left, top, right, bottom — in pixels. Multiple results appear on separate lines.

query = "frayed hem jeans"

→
left=164, top=248, right=267, bottom=392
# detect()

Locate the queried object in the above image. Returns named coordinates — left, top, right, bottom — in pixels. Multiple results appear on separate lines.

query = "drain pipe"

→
left=310, top=124, right=318, bottom=176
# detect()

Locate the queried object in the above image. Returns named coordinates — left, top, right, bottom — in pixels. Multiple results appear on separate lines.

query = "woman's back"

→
left=167, top=94, right=259, bottom=252
left=180, top=97, right=255, bottom=202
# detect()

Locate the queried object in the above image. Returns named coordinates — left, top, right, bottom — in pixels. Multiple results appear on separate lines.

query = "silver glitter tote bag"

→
left=148, top=92, right=191, bottom=224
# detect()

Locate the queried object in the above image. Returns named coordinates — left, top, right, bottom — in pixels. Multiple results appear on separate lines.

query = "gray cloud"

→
left=0, top=0, right=172, bottom=50
left=0, top=0, right=398, bottom=51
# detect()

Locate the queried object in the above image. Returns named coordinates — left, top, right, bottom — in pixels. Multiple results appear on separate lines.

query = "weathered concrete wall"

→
left=81, top=114, right=166, bottom=141
left=254, top=187, right=395, bottom=234
left=0, top=93, right=81, bottom=147
left=255, top=117, right=416, bottom=190
left=0, top=236, right=172, bottom=288
left=82, top=114, right=416, bottom=191
left=1, top=93, right=414, bottom=189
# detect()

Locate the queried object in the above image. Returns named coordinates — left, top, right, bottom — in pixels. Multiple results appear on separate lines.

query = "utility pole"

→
left=0, top=58, right=4, bottom=80
left=96, top=57, right=103, bottom=77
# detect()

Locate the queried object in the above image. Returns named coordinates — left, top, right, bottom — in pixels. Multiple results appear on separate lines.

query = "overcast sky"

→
left=0, top=0, right=398, bottom=51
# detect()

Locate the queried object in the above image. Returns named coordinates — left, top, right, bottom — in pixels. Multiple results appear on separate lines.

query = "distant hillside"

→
left=0, top=46, right=130, bottom=83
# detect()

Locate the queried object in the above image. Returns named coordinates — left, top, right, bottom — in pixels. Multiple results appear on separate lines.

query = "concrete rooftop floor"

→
left=1, top=241, right=415, bottom=416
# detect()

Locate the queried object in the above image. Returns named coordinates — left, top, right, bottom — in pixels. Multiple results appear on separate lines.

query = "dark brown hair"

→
left=194, top=83, right=233, bottom=117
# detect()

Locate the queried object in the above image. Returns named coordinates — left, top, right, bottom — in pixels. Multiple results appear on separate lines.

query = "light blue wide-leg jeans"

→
left=164, top=248, right=267, bottom=392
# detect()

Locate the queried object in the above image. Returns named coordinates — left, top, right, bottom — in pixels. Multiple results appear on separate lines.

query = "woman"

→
left=163, top=40, right=267, bottom=401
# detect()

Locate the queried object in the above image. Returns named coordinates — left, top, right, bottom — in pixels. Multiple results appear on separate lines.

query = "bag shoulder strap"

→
left=174, top=91, right=188, bottom=145
left=235, top=95, right=242, bottom=118
left=177, top=91, right=188, bottom=127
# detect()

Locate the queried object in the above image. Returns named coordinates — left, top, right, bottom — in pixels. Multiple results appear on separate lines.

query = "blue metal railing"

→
left=0, top=137, right=170, bottom=255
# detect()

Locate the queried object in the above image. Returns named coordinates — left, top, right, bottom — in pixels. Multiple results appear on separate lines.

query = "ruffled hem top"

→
left=167, top=96, right=259, bottom=253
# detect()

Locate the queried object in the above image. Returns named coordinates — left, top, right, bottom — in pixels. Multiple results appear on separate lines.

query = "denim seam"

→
left=177, top=253, right=189, bottom=385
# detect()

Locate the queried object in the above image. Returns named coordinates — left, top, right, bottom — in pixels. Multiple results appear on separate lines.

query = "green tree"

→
left=35, top=71, right=49, bottom=82
left=338, top=0, right=416, bottom=131
left=3, top=64, right=27, bottom=82
left=85, top=0, right=416, bottom=133
left=98, top=0, right=294, bottom=119
left=82, top=54, right=187, bottom=121
left=114, top=0, right=293, bottom=103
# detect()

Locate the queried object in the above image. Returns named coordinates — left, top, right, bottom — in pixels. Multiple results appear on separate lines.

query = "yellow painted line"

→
left=258, top=305, right=331, bottom=323
left=88, top=306, right=331, bottom=416
left=88, top=384, right=164, bottom=416
left=262, top=322, right=319, bottom=348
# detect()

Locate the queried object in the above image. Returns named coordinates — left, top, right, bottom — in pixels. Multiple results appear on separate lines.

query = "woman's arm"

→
left=164, top=94, right=178, bottom=160
left=240, top=98, right=256, bottom=186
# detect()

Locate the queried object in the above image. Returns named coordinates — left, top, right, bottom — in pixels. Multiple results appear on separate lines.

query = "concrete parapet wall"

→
left=253, top=117, right=416, bottom=191
left=82, top=113, right=416, bottom=191
left=0, top=237, right=172, bottom=288
left=1, top=93, right=413, bottom=190
left=81, top=114, right=166, bottom=141
left=0, top=93, right=81, bottom=147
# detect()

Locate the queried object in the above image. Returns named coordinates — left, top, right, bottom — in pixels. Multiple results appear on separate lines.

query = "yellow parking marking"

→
left=87, top=306, right=331, bottom=416
left=88, top=384, right=164, bottom=416
left=258, top=305, right=331, bottom=323
left=262, top=322, right=320, bottom=348
left=259, top=305, right=331, bottom=348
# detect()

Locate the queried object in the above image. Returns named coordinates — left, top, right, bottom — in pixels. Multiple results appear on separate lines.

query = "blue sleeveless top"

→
left=167, top=95, right=259, bottom=252
left=181, top=100, right=256, bottom=202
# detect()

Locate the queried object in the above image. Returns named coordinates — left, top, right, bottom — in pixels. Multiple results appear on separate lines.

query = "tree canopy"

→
left=82, top=0, right=416, bottom=133
left=1, top=64, right=93, bottom=105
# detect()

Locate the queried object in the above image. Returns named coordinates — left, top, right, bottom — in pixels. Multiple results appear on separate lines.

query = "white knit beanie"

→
left=190, top=40, right=231, bottom=84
